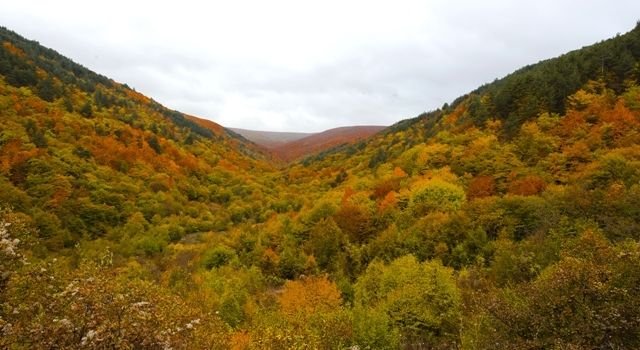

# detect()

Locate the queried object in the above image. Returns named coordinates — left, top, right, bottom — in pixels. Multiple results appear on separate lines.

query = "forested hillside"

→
left=2, top=23, right=640, bottom=349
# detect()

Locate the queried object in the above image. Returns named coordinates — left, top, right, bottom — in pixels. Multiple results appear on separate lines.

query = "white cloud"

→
left=1, top=0, right=639, bottom=132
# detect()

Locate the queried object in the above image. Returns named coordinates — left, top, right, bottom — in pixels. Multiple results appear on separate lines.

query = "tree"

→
left=334, top=193, right=375, bottom=243
left=79, top=100, right=93, bottom=118
left=508, top=175, right=547, bottom=196
left=279, top=275, right=342, bottom=317
left=409, top=179, right=466, bottom=215
left=24, top=119, right=47, bottom=148
left=467, top=176, right=495, bottom=200
left=203, top=246, right=236, bottom=269
left=63, top=97, right=74, bottom=112
left=147, top=135, right=162, bottom=154
left=355, top=255, right=461, bottom=348
left=472, top=231, right=640, bottom=349
left=330, top=169, right=348, bottom=187
left=307, top=218, right=345, bottom=271
left=36, top=77, right=59, bottom=102
left=368, top=148, right=388, bottom=168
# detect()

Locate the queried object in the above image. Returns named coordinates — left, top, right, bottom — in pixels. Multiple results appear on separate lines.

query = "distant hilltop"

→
left=231, top=125, right=386, bottom=162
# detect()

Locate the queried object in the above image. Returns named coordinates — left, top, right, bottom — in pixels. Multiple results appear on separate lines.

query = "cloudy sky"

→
left=2, top=1, right=639, bottom=132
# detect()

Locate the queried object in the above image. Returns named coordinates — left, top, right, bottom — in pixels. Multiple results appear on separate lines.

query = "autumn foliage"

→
left=2, top=23, right=640, bottom=349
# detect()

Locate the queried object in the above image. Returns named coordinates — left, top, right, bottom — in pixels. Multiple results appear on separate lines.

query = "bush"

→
left=203, top=246, right=236, bottom=269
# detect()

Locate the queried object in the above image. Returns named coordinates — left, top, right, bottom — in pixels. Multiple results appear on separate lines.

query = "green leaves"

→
left=409, top=179, right=466, bottom=215
left=203, top=246, right=237, bottom=269
left=79, top=100, right=93, bottom=118
left=355, top=255, right=461, bottom=348
left=471, top=230, right=640, bottom=349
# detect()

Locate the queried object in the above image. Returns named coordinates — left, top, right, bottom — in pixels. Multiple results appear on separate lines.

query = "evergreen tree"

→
left=79, top=101, right=93, bottom=118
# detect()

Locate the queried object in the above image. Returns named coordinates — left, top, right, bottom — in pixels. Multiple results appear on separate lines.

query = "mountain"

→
left=280, top=24, right=640, bottom=348
left=272, top=125, right=386, bottom=161
left=3, top=23, right=640, bottom=349
left=229, top=128, right=312, bottom=149
left=301, top=22, right=640, bottom=169
left=0, top=26, right=279, bottom=249
left=230, top=126, right=386, bottom=162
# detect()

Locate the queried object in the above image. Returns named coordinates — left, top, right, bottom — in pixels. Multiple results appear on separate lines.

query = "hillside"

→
left=229, top=128, right=312, bottom=149
left=0, top=26, right=284, bottom=264
left=2, top=23, right=640, bottom=349
left=301, top=22, right=640, bottom=169
left=272, top=125, right=386, bottom=162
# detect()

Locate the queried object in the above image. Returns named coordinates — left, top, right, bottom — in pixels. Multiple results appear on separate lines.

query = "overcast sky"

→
left=2, top=1, right=639, bottom=132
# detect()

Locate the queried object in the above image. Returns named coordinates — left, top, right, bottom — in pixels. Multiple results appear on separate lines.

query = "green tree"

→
left=471, top=231, right=640, bottom=349
left=203, top=246, right=237, bottom=269
left=147, top=135, right=162, bottom=154
left=307, top=218, right=345, bottom=271
left=355, top=255, right=461, bottom=348
left=36, top=77, right=59, bottom=102
left=368, top=148, right=388, bottom=168
left=409, top=179, right=466, bottom=216
left=79, top=100, right=93, bottom=118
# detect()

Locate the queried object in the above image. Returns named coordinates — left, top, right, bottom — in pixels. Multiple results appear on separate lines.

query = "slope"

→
left=299, top=22, right=640, bottom=171
left=0, top=26, right=281, bottom=253
left=272, top=23, right=640, bottom=347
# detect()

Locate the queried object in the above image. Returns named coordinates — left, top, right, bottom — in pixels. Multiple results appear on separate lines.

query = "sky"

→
left=1, top=1, right=639, bottom=132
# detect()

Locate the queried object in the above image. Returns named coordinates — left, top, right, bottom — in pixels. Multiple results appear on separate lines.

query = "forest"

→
left=1, top=23, right=640, bottom=349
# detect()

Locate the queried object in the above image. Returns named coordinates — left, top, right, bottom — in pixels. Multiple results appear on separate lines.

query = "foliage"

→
left=203, top=246, right=237, bottom=269
left=409, top=178, right=466, bottom=215
left=355, top=255, right=461, bottom=348
left=2, top=259, right=230, bottom=349
left=2, top=23, right=640, bottom=349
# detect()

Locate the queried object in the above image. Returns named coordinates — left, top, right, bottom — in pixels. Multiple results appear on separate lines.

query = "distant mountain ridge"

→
left=230, top=128, right=312, bottom=149
left=272, top=125, right=386, bottom=162
left=229, top=125, right=386, bottom=162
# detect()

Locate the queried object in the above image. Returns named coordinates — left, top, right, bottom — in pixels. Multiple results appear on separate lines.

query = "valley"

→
left=231, top=125, right=386, bottom=162
left=1, top=22, right=640, bottom=349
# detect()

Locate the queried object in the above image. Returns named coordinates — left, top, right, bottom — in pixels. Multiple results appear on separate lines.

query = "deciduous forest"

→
left=2, top=23, right=640, bottom=349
